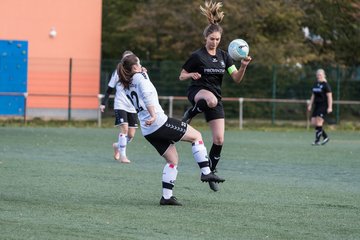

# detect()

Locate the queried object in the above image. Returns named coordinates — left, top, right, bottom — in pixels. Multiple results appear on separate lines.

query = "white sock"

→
left=118, top=133, right=127, bottom=157
left=192, top=140, right=211, bottom=175
left=162, top=163, right=178, bottom=199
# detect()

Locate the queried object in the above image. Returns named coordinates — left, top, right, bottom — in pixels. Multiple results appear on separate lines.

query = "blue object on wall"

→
left=0, top=40, right=28, bottom=115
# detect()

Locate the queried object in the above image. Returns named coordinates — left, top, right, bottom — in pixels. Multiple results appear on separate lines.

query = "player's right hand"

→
left=191, top=72, right=201, bottom=80
left=100, top=105, right=105, bottom=112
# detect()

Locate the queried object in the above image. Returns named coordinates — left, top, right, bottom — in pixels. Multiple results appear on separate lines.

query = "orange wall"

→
left=0, top=0, right=102, bottom=110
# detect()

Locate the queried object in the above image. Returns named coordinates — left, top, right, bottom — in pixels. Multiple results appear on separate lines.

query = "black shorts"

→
left=114, top=109, right=138, bottom=128
left=187, top=87, right=225, bottom=122
left=312, top=105, right=327, bottom=119
left=144, top=118, right=187, bottom=156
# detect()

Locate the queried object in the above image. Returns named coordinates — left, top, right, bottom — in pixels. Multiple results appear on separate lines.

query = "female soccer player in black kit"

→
left=179, top=1, right=252, bottom=191
left=307, top=69, right=333, bottom=145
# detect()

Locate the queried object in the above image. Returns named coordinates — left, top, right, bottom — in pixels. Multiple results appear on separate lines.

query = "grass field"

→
left=1, top=126, right=359, bottom=240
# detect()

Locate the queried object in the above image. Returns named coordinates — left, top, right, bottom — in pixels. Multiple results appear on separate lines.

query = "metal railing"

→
left=2, top=92, right=359, bottom=128
left=98, top=95, right=360, bottom=129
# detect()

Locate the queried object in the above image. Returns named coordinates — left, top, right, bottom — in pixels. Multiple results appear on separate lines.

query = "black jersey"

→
left=182, top=47, right=234, bottom=99
left=312, top=81, right=332, bottom=106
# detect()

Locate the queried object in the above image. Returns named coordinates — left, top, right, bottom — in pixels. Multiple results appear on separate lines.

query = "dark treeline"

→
left=100, top=0, right=360, bottom=122
left=102, top=0, right=360, bottom=67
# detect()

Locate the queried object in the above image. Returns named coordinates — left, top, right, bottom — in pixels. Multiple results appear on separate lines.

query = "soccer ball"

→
left=228, top=39, right=249, bottom=61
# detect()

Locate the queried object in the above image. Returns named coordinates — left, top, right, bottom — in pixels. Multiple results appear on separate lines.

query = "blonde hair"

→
left=200, top=1, right=224, bottom=37
left=316, top=69, right=327, bottom=82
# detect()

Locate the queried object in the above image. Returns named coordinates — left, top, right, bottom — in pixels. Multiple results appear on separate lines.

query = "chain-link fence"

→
left=101, top=59, right=360, bottom=124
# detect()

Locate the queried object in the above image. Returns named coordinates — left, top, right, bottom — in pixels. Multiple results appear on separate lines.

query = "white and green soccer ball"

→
left=228, top=39, right=249, bottom=61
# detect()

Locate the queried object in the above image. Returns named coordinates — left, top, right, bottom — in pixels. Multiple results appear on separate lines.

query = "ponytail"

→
left=117, top=54, right=139, bottom=89
left=200, top=1, right=224, bottom=37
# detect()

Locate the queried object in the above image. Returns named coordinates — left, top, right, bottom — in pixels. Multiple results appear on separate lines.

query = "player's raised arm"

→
left=229, top=56, right=252, bottom=84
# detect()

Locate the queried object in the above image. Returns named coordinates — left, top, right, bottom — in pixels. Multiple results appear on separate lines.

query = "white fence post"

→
left=239, top=97, right=244, bottom=129
left=306, top=99, right=310, bottom=130
left=98, top=94, right=104, bottom=127
left=169, top=96, right=173, bottom=118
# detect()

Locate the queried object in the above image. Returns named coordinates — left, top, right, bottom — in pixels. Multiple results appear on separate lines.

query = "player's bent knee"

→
left=208, top=99, right=218, bottom=108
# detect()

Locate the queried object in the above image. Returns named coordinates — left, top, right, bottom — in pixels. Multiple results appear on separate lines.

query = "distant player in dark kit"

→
left=118, top=53, right=225, bottom=206
left=307, top=69, right=333, bottom=145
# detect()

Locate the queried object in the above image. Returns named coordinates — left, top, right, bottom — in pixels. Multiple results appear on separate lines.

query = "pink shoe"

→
left=112, top=143, right=120, bottom=161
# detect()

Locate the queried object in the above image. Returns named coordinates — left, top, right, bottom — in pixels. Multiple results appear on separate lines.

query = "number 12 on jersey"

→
left=126, top=91, right=144, bottom=113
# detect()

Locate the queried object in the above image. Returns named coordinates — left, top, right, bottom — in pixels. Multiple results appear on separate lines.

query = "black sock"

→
left=209, top=144, right=223, bottom=171
left=322, top=129, right=328, bottom=139
left=189, top=99, right=208, bottom=117
left=315, top=126, right=322, bottom=142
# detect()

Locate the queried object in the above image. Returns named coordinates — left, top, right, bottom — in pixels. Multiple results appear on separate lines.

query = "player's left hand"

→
left=241, top=56, right=252, bottom=66
left=327, top=108, right=333, bottom=114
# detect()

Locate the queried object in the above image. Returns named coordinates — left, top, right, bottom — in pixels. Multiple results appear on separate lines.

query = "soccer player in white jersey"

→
left=100, top=51, right=139, bottom=163
left=118, top=54, right=225, bottom=206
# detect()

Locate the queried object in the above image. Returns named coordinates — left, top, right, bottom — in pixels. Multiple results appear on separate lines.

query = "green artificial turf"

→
left=0, top=127, right=359, bottom=240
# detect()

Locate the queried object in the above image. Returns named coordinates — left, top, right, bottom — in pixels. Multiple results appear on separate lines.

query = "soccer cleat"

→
left=209, top=181, right=219, bottom=192
left=201, top=172, right=225, bottom=183
left=112, top=142, right=120, bottom=160
left=181, top=108, right=193, bottom=124
left=160, top=196, right=182, bottom=206
left=311, top=141, right=321, bottom=146
left=321, top=137, right=330, bottom=145
left=208, top=169, right=220, bottom=191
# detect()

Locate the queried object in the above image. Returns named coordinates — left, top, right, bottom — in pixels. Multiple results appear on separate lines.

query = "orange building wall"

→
left=0, top=0, right=102, bottom=116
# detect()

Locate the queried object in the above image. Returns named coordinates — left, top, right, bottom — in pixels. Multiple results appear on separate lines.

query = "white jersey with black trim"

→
left=124, top=72, right=168, bottom=136
left=108, top=71, right=136, bottom=113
